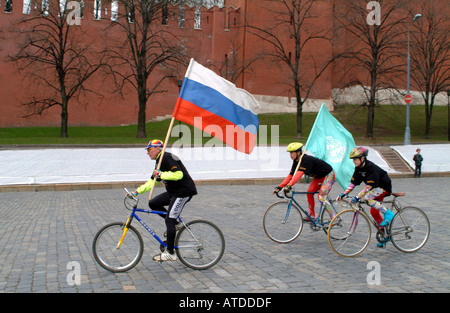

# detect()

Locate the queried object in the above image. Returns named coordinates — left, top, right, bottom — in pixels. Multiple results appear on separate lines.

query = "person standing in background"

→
left=413, top=148, right=423, bottom=178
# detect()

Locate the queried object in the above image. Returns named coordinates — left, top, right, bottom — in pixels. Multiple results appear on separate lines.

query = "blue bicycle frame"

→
left=283, top=191, right=334, bottom=227
left=126, top=204, right=184, bottom=250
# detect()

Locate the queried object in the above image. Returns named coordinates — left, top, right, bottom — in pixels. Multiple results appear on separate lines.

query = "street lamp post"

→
left=447, top=89, right=450, bottom=141
left=404, top=13, right=422, bottom=145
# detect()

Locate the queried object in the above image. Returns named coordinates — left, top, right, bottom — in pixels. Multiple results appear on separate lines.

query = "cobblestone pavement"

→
left=0, top=177, right=449, bottom=293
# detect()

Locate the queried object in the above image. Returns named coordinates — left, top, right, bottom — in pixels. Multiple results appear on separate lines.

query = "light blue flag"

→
left=305, top=103, right=356, bottom=189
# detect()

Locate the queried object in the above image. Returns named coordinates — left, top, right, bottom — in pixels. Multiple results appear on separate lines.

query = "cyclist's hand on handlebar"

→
left=350, top=196, right=359, bottom=205
left=272, top=186, right=282, bottom=195
left=283, top=185, right=292, bottom=194
left=130, top=190, right=138, bottom=197
left=336, top=193, right=346, bottom=201
left=273, top=186, right=284, bottom=198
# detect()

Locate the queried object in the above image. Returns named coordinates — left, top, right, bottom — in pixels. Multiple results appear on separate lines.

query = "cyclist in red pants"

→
left=273, top=142, right=335, bottom=220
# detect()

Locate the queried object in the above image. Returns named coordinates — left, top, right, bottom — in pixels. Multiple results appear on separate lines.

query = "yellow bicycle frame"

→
left=116, top=217, right=131, bottom=249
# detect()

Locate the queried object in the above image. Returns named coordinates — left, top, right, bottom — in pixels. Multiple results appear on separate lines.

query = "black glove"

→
left=273, top=186, right=282, bottom=194
left=283, top=185, right=292, bottom=193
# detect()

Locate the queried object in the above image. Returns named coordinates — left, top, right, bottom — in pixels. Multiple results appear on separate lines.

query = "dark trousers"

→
left=148, top=192, right=192, bottom=254
left=414, top=165, right=422, bottom=177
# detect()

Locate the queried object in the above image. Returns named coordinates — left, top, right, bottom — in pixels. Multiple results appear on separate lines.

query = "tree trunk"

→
left=424, top=92, right=433, bottom=139
left=60, top=102, right=69, bottom=138
left=60, top=81, right=69, bottom=138
left=136, top=69, right=147, bottom=138
left=295, top=80, right=303, bottom=139
left=366, top=102, right=375, bottom=138
left=366, top=72, right=377, bottom=138
left=296, top=111, right=303, bottom=139
left=137, top=88, right=147, bottom=138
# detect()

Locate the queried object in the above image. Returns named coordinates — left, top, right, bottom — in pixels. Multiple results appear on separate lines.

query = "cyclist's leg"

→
left=371, top=191, right=389, bottom=226
left=364, top=188, right=394, bottom=227
left=307, top=178, right=324, bottom=217
left=148, top=192, right=171, bottom=219
left=318, top=171, right=335, bottom=209
left=370, top=208, right=383, bottom=226
left=165, top=196, right=192, bottom=254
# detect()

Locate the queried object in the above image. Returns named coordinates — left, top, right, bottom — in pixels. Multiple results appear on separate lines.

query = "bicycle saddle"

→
left=391, top=192, right=405, bottom=197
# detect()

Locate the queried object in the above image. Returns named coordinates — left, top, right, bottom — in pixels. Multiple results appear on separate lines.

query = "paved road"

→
left=0, top=177, right=449, bottom=295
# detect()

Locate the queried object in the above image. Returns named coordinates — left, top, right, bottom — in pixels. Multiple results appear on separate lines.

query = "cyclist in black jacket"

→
left=274, top=142, right=335, bottom=219
left=337, top=147, right=395, bottom=232
left=132, top=139, right=197, bottom=262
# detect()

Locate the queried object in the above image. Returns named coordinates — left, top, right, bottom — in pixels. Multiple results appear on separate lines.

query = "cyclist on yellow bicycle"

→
left=273, top=142, right=335, bottom=220
left=337, top=147, right=395, bottom=229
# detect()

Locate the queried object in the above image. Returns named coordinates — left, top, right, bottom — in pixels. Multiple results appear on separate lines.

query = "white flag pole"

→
left=292, top=151, right=305, bottom=181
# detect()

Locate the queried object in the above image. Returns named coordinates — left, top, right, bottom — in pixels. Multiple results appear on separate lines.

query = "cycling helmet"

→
left=146, top=139, right=164, bottom=150
left=349, top=147, right=368, bottom=159
left=287, top=142, right=304, bottom=153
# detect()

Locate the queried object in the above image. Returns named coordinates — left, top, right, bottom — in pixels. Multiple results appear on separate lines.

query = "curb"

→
left=1, top=172, right=449, bottom=192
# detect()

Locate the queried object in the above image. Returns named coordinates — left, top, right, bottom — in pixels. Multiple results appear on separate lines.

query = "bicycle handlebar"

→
left=274, top=189, right=319, bottom=199
left=274, top=190, right=284, bottom=199
left=124, top=188, right=139, bottom=210
left=273, top=189, right=294, bottom=199
left=283, top=189, right=293, bottom=199
left=336, top=194, right=361, bottom=210
left=124, top=188, right=137, bottom=199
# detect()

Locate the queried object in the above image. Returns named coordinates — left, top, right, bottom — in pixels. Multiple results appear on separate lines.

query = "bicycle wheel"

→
left=92, top=222, right=144, bottom=273
left=320, top=199, right=349, bottom=236
left=328, top=209, right=372, bottom=257
left=175, top=220, right=225, bottom=270
left=389, top=206, right=430, bottom=253
left=263, top=201, right=303, bottom=243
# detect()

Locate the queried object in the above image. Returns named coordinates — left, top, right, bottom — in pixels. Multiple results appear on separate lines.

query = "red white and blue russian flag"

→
left=173, top=59, right=260, bottom=154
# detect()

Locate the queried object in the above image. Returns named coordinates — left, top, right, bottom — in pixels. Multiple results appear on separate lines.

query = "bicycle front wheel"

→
left=320, top=199, right=349, bottom=236
left=175, top=220, right=225, bottom=270
left=390, top=206, right=430, bottom=253
left=328, top=209, right=372, bottom=257
left=92, top=222, right=144, bottom=273
left=263, top=201, right=303, bottom=243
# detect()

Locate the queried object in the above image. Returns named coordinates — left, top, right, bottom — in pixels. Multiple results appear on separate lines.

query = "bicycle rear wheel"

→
left=263, top=201, right=303, bottom=243
left=328, top=209, right=372, bottom=257
left=390, top=206, right=430, bottom=253
left=175, top=220, right=225, bottom=270
left=92, top=222, right=144, bottom=273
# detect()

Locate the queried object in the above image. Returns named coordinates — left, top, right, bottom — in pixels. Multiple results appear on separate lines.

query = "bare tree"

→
left=246, top=0, right=336, bottom=138
left=247, top=0, right=333, bottom=138
left=409, top=0, right=450, bottom=138
left=106, top=0, right=186, bottom=138
left=334, top=0, right=407, bottom=138
left=10, top=0, right=107, bottom=138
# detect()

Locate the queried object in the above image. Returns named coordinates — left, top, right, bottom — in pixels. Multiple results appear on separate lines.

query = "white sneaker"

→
left=153, top=250, right=177, bottom=262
